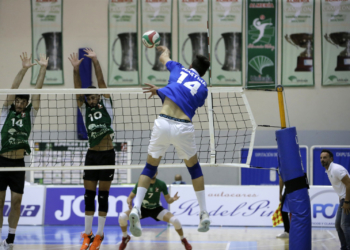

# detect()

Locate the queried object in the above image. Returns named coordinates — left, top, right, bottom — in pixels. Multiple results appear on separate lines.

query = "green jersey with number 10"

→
left=0, top=103, right=37, bottom=155
left=80, top=95, right=114, bottom=148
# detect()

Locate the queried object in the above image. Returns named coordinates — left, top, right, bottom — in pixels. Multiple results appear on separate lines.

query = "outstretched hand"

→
left=84, top=48, right=97, bottom=60
left=20, top=52, right=36, bottom=69
left=172, top=192, right=180, bottom=202
left=68, top=52, right=83, bottom=69
left=143, top=83, right=159, bottom=99
left=156, top=46, right=170, bottom=54
left=35, top=54, right=49, bottom=68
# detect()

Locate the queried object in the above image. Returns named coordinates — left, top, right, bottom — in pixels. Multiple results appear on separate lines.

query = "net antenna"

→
left=0, top=88, right=257, bottom=183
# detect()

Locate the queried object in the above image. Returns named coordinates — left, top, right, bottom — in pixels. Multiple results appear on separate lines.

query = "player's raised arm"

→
left=157, top=46, right=171, bottom=66
left=31, top=54, right=48, bottom=111
left=84, top=48, right=110, bottom=99
left=4, top=52, right=37, bottom=107
left=68, top=52, right=84, bottom=107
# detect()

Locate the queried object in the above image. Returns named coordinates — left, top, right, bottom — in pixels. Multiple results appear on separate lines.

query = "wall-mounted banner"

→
left=31, top=0, right=64, bottom=85
left=44, top=186, right=167, bottom=226
left=246, top=0, right=277, bottom=89
left=170, top=185, right=337, bottom=227
left=282, top=0, right=315, bottom=87
left=211, top=0, right=243, bottom=86
left=321, top=0, right=350, bottom=86
left=178, top=0, right=209, bottom=85
left=108, top=0, right=139, bottom=86
left=141, top=0, right=172, bottom=86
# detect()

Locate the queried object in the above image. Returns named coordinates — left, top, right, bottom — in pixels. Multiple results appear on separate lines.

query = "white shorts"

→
left=148, top=116, right=197, bottom=160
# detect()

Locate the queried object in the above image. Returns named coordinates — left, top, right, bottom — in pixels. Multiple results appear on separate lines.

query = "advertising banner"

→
left=246, top=0, right=277, bottom=88
left=31, top=0, right=64, bottom=85
left=44, top=186, right=167, bottom=225
left=141, top=0, right=172, bottom=86
left=311, top=146, right=350, bottom=185
left=211, top=0, right=243, bottom=86
left=170, top=185, right=337, bottom=227
left=3, top=186, right=45, bottom=225
left=321, top=0, right=350, bottom=85
left=241, top=146, right=308, bottom=185
left=282, top=0, right=315, bottom=87
left=108, top=0, right=139, bottom=86
left=178, top=0, right=209, bottom=85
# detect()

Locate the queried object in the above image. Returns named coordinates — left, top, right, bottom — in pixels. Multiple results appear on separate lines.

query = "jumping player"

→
left=69, top=49, right=115, bottom=250
left=129, top=46, right=211, bottom=237
left=119, top=172, right=192, bottom=250
left=0, top=53, right=48, bottom=250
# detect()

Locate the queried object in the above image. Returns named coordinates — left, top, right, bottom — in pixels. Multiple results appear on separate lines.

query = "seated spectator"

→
left=172, top=175, right=186, bottom=184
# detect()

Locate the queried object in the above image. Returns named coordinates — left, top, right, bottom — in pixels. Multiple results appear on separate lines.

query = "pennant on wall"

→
left=211, top=0, right=243, bottom=86
left=178, top=0, right=209, bottom=85
left=141, top=0, right=173, bottom=86
left=108, top=0, right=139, bottom=86
left=31, top=0, right=64, bottom=85
left=281, top=0, right=315, bottom=87
left=321, top=0, right=350, bottom=86
left=246, top=0, right=277, bottom=89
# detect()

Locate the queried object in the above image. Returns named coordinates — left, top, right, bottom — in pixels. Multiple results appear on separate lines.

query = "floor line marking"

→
left=225, top=242, right=231, bottom=250
left=327, top=230, right=336, bottom=239
left=155, top=227, right=168, bottom=238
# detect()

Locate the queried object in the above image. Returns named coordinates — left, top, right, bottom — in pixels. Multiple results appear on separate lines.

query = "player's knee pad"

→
left=141, top=162, right=158, bottom=178
left=98, top=190, right=109, bottom=213
left=84, top=189, right=96, bottom=212
left=169, top=216, right=182, bottom=230
left=118, top=212, right=128, bottom=227
left=187, top=162, right=203, bottom=180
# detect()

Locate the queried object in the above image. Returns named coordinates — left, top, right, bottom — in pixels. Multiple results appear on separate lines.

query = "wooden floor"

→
left=7, top=225, right=340, bottom=249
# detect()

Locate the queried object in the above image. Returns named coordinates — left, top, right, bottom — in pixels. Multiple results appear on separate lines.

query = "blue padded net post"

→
left=276, top=127, right=311, bottom=250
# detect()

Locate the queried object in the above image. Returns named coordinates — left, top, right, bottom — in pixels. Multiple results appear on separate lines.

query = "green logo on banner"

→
left=248, top=17, right=275, bottom=45
left=249, top=56, right=274, bottom=75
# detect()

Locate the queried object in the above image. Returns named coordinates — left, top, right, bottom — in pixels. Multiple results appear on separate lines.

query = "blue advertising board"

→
left=241, top=147, right=308, bottom=185
left=312, top=146, right=350, bottom=185
left=45, top=186, right=167, bottom=225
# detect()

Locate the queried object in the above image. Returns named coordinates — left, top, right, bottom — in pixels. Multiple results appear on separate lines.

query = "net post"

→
left=241, top=92, right=257, bottom=166
left=207, top=88, right=216, bottom=164
left=276, top=85, right=287, bottom=129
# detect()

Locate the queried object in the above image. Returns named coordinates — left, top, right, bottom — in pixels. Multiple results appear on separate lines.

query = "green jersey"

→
left=80, top=95, right=114, bottom=148
left=132, top=179, right=169, bottom=209
left=0, top=103, right=37, bottom=155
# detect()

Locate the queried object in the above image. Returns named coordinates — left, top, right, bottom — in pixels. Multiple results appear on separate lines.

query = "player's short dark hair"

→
left=15, top=95, right=30, bottom=102
left=321, top=149, right=333, bottom=159
left=191, top=55, right=210, bottom=77
left=85, top=86, right=97, bottom=98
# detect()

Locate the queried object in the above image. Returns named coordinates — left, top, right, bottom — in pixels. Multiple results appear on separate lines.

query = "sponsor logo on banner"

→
left=36, top=0, right=57, bottom=2
left=182, top=0, right=204, bottom=2
left=146, top=0, right=167, bottom=2
left=3, top=186, right=45, bottom=225
left=45, top=187, right=167, bottom=225
left=171, top=185, right=337, bottom=227
left=112, top=0, right=133, bottom=2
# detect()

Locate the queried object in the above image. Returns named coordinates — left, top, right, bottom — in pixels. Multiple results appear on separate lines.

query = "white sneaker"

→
left=276, top=232, right=289, bottom=238
left=129, top=206, right=142, bottom=237
left=0, top=240, right=13, bottom=250
left=198, top=211, right=211, bottom=232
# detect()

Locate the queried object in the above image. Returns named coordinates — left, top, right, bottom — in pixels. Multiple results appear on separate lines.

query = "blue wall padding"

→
left=276, top=127, right=311, bottom=250
left=276, top=127, right=305, bottom=182
left=76, top=48, right=92, bottom=140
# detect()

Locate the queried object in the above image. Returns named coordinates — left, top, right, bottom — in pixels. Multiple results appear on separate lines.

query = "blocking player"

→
left=129, top=46, right=211, bottom=237
left=69, top=49, right=115, bottom=250
left=118, top=172, right=192, bottom=250
left=0, top=53, right=48, bottom=250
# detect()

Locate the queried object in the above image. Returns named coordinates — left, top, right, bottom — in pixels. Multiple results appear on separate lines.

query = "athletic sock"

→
left=84, top=215, right=94, bottom=235
left=122, top=231, right=128, bottom=237
left=133, top=187, right=147, bottom=211
left=180, top=235, right=184, bottom=240
left=6, top=228, right=16, bottom=244
left=195, top=190, right=207, bottom=213
left=0, top=227, right=2, bottom=236
left=96, top=216, right=106, bottom=236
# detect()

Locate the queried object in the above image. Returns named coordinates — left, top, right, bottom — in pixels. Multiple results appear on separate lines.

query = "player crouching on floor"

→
left=118, top=172, right=192, bottom=250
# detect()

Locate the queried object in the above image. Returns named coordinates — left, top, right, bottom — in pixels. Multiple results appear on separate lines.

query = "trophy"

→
left=145, top=32, right=172, bottom=71
left=214, top=32, right=241, bottom=71
left=36, top=32, right=62, bottom=71
left=285, top=33, right=313, bottom=72
left=112, top=32, right=138, bottom=71
left=324, top=32, right=350, bottom=71
left=181, top=33, right=209, bottom=66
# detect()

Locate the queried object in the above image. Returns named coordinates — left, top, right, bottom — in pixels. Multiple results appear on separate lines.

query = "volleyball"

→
left=142, top=30, right=161, bottom=48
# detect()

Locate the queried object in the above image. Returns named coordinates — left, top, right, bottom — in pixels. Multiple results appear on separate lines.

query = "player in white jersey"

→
left=0, top=53, right=48, bottom=250
left=129, top=46, right=211, bottom=237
